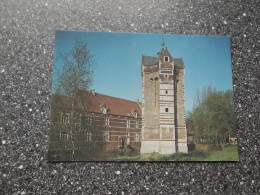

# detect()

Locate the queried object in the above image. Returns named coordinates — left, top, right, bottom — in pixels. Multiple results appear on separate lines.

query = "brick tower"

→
left=141, top=40, right=188, bottom=154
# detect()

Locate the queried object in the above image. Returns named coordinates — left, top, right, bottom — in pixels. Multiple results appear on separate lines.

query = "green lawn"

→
left=105, top=145, right=239, bottom=162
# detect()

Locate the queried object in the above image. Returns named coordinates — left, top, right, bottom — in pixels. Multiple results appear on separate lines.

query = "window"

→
left=105, top=131, right=110, bottom=142
left=135, top=133, right=140, bottom=142
left=88, top=116, right=92, bottom=126
left=76, top=113, right=81, bottom=120
left=135, top=121, right=139, bottom=128
left=118, top=137, right=124, bottom=148
left=132, top=110, right=138, bottom=118
left=105, top=118, right=109, bottom=127
left=86, top=131, right=92, bottom=141
left=165, top=90, right=168, bottom=94
left=126, top=120, right=130, bottom=128
left=102, top=108, right=107, bottom=114
left=75, top=124, right=81, bottom=132
left=164, top=74, right=168, bottom=78
left=60, top=132, right=68, bottom=141
left=164, top=56, right=169, bottom=62
left=61, top=113, right=70, bottom=124
left=165, top=108, right=169, bottom=112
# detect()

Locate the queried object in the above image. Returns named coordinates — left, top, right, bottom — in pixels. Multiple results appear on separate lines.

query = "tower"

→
left=141, top=41, right=188, bottom=154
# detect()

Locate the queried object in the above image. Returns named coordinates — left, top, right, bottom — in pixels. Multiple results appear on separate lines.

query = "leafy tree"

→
left=55, top=38, right=96, bottom=96
left=188, top=87, right=236, bottom=147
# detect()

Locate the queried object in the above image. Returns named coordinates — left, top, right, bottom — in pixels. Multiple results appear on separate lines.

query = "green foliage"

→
left=189, top=86, right=236, bottom=145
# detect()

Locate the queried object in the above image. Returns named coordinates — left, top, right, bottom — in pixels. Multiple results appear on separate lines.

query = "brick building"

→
left=48, top=88, right=142, bottom=160
left=74, top=88, right=142, bottom=149
left=141, top=40, right=188, bottom=154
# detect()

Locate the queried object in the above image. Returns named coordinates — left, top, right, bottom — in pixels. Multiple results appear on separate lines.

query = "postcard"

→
left=48, top=31, right=238, bottom=161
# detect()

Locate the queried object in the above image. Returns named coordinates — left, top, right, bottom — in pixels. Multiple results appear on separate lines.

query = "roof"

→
left=78, top=89, right=142, bottom=118
left=142, top=55, right=158, bottom=66
left=174, top=58, right=185, bottom=69
left=142, top=55, right=185, bottom=69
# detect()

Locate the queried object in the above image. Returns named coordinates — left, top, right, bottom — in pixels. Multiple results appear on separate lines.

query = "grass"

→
left=104, top=144, right=239, bottom=162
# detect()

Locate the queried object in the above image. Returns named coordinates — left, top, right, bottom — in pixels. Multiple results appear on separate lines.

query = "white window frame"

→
left=60, top=132, right=68, bottom=141
left=126, top=120, right=130, bottom=128
left=135, top=133, right=140, bottom=142
left=88, top=116, right=92, bottom=126
left=102, top=108, right=107, bottom=114
left=87, top=131, right=92, bottom=141
left=61, top=113, right=70, bottom=124
left=105, top=131, right=110, bottom=142
left=164, top=56, right=169, bottom=62
left=105, top=118, right=109, bottom=127
left=75, top=123, right=81, bottom=132
left=135, top=121, right=139, bottom=128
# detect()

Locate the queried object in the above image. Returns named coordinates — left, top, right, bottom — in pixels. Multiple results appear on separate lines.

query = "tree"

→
left=188, top=87, right=236, bottom=147
left=49, top=38, right=108, bottom=161
left=55, top=38, right=96, bottom=96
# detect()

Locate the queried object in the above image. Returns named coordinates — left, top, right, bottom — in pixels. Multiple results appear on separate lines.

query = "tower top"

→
left=161, top=37, right=165, bottom=49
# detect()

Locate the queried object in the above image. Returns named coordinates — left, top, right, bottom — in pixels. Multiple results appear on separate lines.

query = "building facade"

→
left=74, top=89, right=142, bottom=149
left=48, top=88, right=142, bottom=161
left=141, top=41, right=188, bottom=154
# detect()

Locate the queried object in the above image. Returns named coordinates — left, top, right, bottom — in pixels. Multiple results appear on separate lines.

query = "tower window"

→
left=105, top=131, right=110, bottom=142
left=165, top=74, right=168, bottom=78
left=105, top=118, right=109, bottom=126
left=165, top=90, right=168, bottom=94
left=126, top=120, right=130, bottom=128
left=165, top=108, right=169, bottom=112
left=164, top=56, right=169, bottom=62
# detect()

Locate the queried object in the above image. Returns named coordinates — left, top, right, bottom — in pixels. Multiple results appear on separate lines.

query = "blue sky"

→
left=52, top=31, right=233, bottom=113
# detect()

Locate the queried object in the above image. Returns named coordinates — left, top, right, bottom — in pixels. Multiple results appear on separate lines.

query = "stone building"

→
left=141, top=40, right=188, bottom=154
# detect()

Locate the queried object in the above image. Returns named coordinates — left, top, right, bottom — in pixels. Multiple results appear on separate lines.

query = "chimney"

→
left=90, top=89, right=95, bottom=95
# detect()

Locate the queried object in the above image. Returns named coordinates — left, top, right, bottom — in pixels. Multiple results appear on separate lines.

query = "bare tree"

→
left=55, top=38, right=96, bottom=96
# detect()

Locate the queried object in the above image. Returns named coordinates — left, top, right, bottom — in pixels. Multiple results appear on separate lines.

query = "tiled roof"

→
left=142, top=55, right=185, bottom=69
left=174, top=58, right=185, bottom=69
left=78, top=89, right=142, bottom=118
left=142, top=55, right=158, bottom=66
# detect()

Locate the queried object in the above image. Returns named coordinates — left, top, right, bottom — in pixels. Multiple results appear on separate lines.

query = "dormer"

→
left=164, top=56, right=170, bottom=62
left=131, top=109, right=138, bottom=118
left=159, top=47, right=173, bottom=63
left=100, top=103, right=108, bottom=114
